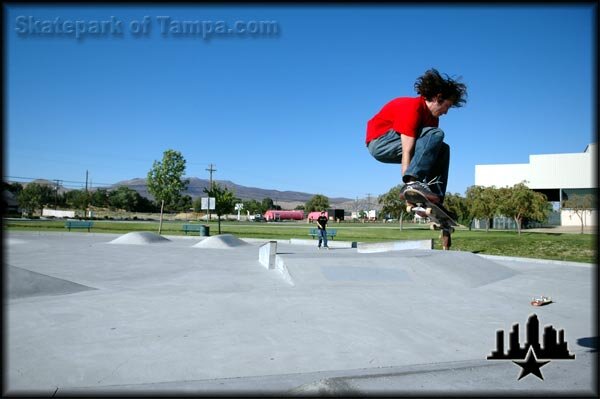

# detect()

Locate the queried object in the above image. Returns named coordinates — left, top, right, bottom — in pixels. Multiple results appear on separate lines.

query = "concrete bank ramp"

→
left=108, top=232, right=171, bottom=245
left=407, top=250, right=519, bottom=288
left=357, top=239, right=433, bottom=252
left=282, top=250, right=518, bottom=288
left=193, top=234, right=250, bottom=249
left=8, top=265, right=97, bottom=299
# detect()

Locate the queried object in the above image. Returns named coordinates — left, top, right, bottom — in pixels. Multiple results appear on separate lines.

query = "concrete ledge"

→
left=258, top=241, right=294, bottom=285
left=357, top=239, right=433, bottom=253
left=258, top=241, right=277, bottom=270
left=289, top=239, right=357, bottom=248
left=274, top=256, right=295, bottom=286
left=242, top=238, right=291, bottom=245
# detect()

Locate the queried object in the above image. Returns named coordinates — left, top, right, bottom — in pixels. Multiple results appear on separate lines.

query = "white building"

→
left=351, top=210, right=378, bottom=221
left=42, top=209, right=76, bottom=218
left=475, top=143, right=597, bottom=227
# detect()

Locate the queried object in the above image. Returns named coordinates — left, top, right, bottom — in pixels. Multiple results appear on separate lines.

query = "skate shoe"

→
left=400, top=181, right=441, bottom=204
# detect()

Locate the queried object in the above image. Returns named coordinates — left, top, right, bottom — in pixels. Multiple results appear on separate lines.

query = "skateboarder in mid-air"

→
left=365, top=68, right=467, bottom=210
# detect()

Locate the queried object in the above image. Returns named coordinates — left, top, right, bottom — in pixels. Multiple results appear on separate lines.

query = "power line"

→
left=4, top=175, right=113, bottom=187
left=5, top=174, right=206, bottom=189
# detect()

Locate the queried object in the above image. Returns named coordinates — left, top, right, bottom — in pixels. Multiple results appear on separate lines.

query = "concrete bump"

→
left=192, top=234, right=250, bottom=249
left=289, top=378, right=358, bottom=395
left=108, top=232, right=171, bottom=245
left=8, top=265, right=97, bottom=299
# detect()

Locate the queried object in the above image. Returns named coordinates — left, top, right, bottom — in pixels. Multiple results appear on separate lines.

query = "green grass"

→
left=4, top=219, right=597, bottom=264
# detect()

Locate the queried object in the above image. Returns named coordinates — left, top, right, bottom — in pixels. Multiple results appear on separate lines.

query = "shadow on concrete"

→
left=8, top=265, right=97, bottom=299
left=577, top=337, right=598, bottom=353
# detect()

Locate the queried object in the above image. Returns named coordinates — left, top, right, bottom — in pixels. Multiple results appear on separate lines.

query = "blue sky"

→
left=5, top=4, right=596, bottom=200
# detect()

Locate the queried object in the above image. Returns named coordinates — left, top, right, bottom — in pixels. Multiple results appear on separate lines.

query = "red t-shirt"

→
left=365, top=96, right=438, bottom=144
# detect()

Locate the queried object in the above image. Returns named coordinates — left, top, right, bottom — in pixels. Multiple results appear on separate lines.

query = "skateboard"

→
left=403, top=188, right=458, bottom=250
left=531, top=295, right=552, bottom=306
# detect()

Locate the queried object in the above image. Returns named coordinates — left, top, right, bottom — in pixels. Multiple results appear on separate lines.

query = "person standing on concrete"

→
left=365, top=68, right=467, bottom=206
left=316, top=211, right=329, bottom=249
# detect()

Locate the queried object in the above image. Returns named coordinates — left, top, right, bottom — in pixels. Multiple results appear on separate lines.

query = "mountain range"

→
left=19, top=177, right=381, bottom=211
left=111, top=177, right=353, bottom=203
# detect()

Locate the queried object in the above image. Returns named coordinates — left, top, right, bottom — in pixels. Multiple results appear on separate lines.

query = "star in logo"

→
left=512, top=346, right=550, bottom=380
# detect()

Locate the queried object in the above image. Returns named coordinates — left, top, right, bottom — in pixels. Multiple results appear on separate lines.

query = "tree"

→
left=305, top=194, right=330, bottom=212
left=108, top=186, right=140, bottom=212
left=358, top=210, right=367, bottom=222
left=192, top=197, right=201, bottom=213
left=466, top=185, right=499, bottom=232
left=443, top=193, right=470, bottom=226
left=496, top=182, right=549, bottom=235
left=3, top=182, right=24, bottom=216
left=17, top=183, right=55, bottom=217
left=90, top=188, right=110, bottom=208
left=378, top=185, right=407, bottom=230
left=3, top=181, right=23, bottom=196
left=240, top=199, right=262, bottom=215
left=64, top=190, right=90, bottom=212
left=204, top=182, right=236, bottom=234
left=260, top=197, right=275, bottom=212
left=562, top=193, right=595, bottom=234
left=173, top=195, right=193, bottom=213
left=137, top=195, right=159, bottom=213
left=147, top=149, right=189, bottom=234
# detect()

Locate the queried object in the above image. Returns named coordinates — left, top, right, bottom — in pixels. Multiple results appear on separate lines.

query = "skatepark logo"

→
left=487, top=314, right=575, bottom=381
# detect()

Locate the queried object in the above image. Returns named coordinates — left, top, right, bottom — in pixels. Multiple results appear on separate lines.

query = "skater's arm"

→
left=401, top=134, right=416, bottom=176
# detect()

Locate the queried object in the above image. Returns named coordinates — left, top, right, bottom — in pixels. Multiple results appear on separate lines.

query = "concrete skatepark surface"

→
left=4, top=231, right=597, bottom=396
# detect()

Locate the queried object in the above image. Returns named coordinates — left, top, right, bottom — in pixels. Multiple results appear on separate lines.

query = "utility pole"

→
left=54, top=179, right=61, bottom=209
left=85, top=170, right=89, bottom=219
left=206, top=164, right=216, bottom=221
left=206, top=163, right=217, bottom=189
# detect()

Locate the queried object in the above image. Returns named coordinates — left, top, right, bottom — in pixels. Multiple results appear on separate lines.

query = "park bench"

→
left=64, top=220, right=93, bottom=232
left=182, top=223, right=207, bottom=235
left=308, top=228, right=337, bottom=240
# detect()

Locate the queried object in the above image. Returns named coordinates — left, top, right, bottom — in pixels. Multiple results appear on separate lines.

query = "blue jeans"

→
left=367, top=127, right=449, bottom=198
left=318, top=229, right=328, bottom=247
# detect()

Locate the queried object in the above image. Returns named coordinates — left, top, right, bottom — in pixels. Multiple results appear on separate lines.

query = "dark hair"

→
left=414, top=68, right=467, bottom=108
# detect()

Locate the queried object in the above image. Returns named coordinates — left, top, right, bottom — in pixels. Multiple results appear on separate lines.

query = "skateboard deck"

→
left=403, top=187, right=458, bottom=250
left=531, top=295, right=552, bottom=306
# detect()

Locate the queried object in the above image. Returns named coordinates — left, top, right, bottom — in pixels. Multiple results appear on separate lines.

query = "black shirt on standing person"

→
left=317, top=213, right=328, bottom=230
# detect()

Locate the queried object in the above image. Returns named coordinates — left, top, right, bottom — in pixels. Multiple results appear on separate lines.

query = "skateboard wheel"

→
left=406, top=205, right=413, bottom=213
left=425, top=208, right=433, bottom=216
